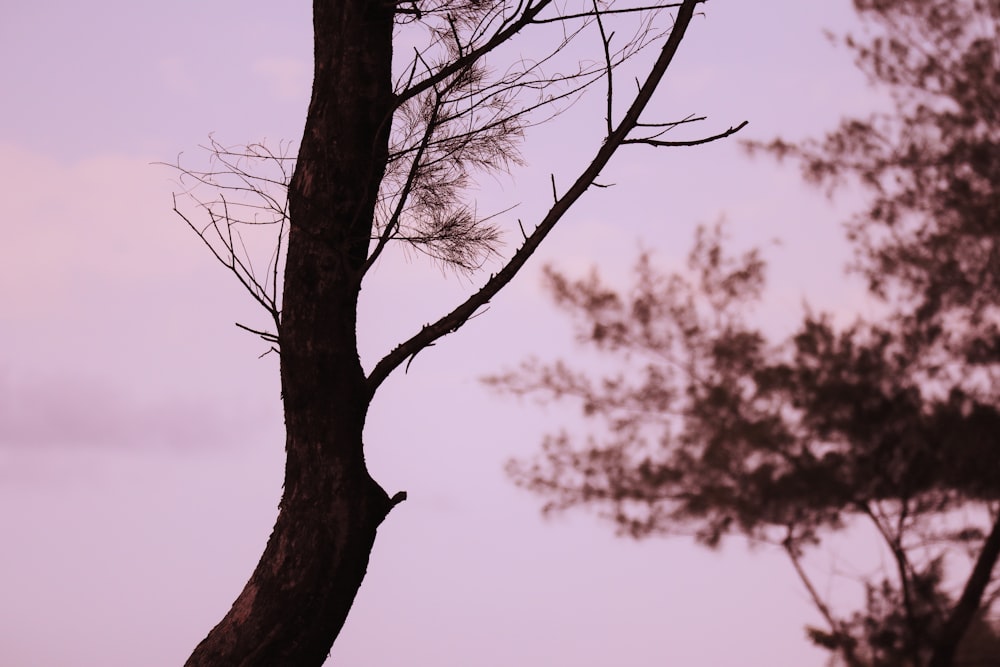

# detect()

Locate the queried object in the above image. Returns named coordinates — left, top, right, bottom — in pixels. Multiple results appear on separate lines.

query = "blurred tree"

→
left=488, top=1, right=1000, bottom=665
left=487, top=226, right=1000, bottom=666
left=489, top=225, right=1000, bottom=667
left=166, top=0, right=745, bottom=665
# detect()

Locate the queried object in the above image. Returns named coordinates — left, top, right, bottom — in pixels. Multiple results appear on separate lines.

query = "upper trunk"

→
left=185, top=1, right=397, bottom=664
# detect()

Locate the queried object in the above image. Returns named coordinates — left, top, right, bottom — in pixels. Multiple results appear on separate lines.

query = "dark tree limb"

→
left=368, top=0, right=745, bottom=394
left=929, top=512, right=1000, bottom=667
left=622, top=119, right=748, bottom=147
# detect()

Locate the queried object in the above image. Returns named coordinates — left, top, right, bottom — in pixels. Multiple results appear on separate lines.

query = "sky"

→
left=0, top=1, right=887, bottom=665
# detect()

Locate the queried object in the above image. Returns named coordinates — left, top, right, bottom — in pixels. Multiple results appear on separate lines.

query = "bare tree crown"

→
left=165, top=0, right=744, bottom=377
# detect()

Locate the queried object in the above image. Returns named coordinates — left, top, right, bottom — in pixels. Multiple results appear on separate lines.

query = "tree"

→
left=487, top=1, right=1000, bottom=665
left=489, top=228, right=1000, bottom=666
left=165, top=0, right=745, bottom=664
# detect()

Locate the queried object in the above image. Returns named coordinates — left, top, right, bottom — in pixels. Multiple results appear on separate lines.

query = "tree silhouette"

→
left=489, top=224, right=1000, bottom=666
left=165, top=0, right=745, bottom=664
left=489, top=1, right=1000, bottom=664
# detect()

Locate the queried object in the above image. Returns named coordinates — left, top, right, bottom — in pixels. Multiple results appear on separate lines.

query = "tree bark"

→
left=185, top=1, right=399, bottom=664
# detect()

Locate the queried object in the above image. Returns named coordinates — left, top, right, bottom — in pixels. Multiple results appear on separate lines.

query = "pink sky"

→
left=1, top=1, right=884, bottom=664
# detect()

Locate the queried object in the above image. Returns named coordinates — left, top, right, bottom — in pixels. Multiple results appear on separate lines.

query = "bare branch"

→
left=369, top=0, right=743, bottom=394
left=394, top=0, right=554, bottom=107
left=531, top=2, right=688, bottom=24
left=159, top=138, right=289, bottom=342
left=378, top=0, right=697, bottom=273
left=366, top=88, right=445, bottom=273
left=622, top=119, right=748, bottom=147
left=235, top=321, right=280, bottom=343
left=593, top=0, right=615, bottom=136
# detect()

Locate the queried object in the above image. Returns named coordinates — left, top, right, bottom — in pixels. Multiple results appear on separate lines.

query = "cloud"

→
left=0, top=365, right=274, bottom=451
left=0, top=142, right=285, bottom=452
left=0, top=143, right=204, bottom=318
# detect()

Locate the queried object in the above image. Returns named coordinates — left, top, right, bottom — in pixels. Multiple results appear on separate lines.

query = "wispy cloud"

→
left=0, top=366, right=274, bottom=451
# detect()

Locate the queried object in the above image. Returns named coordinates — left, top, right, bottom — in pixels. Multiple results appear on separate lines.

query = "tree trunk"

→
left=185, top=1, right=399, bottom=664
left=928, top=511, right=1000, bottom=667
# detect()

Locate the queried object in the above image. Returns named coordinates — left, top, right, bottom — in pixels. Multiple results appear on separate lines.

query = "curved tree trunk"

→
left=184, top=451, right=395, bottom=666
left=186, top=1, right=399, bottom=664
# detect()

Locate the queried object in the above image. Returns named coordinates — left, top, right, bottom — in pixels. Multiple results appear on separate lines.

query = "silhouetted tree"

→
left=489, top=224, right=1000, bottom=667
left=764, top=3, right=1000, bottom=664
left=165, top=0, right=745, bottom=664
left=489, top=1, right=1000, bottom=665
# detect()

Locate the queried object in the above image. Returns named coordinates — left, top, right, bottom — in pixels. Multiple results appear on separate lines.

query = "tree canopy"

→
left=489, top=1, right=1000, bottom=664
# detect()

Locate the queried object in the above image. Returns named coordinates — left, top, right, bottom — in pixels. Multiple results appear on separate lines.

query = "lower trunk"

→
left=928, top=511, right=1000, bottom=667
left=185, top=432, right=395, bottom=666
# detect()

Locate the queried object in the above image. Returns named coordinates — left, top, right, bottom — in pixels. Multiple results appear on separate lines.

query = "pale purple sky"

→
left=1, top=2, right=883, bottom=665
